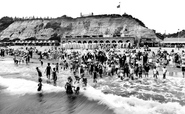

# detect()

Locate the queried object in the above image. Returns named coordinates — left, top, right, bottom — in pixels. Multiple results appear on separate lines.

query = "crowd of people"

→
left=1, top=45, right=185, bottom=94
left=34, top=46, right=185, bottom=93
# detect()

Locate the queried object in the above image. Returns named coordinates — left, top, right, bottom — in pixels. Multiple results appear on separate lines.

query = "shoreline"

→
left=0, top=54, right=184, bottom=86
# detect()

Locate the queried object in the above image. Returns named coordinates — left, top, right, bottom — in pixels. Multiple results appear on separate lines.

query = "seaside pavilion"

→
left=60, top=35, right=135, bottom=49
left=161, top=38, right=185, bottom=48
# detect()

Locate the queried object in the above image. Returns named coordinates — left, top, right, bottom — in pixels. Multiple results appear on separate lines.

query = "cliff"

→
left=0, top=14, right=158, bottom=41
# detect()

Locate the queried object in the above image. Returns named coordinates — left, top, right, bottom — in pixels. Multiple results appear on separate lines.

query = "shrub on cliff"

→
left=49, top=33, right=60, bottom=42
left=45, top=21, right=61, bottom=30
left=122, top=13, right=145, bottom=27
left=0, top=16, right=14, bottom=32
left=55, top=15, right=73, bottom=20
left=155, top=33, right=165, bottom=40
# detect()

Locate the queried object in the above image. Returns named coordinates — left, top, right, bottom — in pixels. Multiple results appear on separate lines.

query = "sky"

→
left=0, top=0, right=185, bottom=34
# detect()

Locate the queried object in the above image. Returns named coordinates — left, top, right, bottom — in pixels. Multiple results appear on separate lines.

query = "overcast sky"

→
left=0, top=0, right=185, bottom=34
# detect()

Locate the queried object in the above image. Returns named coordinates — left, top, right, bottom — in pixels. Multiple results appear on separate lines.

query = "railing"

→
left=60, top=43, right=131, bottom=49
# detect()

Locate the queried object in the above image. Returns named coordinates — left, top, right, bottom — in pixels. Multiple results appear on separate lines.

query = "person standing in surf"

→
left=153, top=66, right=159, bottom=79
left=93, top=64, right=98, bottom=83
left=181, top=55, right=185, bottom=78
left=52, top=68, right=57, bottom=86
left=129, top=65, right=134, bottom=80
left=36, top=67, right=42, bottom=79
left=36, top=67, right=43, bottom=92
left=82, top=76, right=87, bottom=87
left=134, top=64, right=139, bottom=77
left=38, top=78, right=42, bottom=92
left=79, top=65, right=85, bottom=78
left=98, top=64, right=103, bottom=78
left=144, top=63, right=150, bottom=78
left=162, top=66, right=167, bottom=79
left=40, top=59, right=43, bottom=66
left=67, top=76, right=73, bottom=85
left=74, top=79, right=80, bottom=94
left=56, top=63, right=59, bottom=73
left=45, top=63, right=52, bottom=81
left=65, top=76, right=74, bottom=94
left=138, top=64, right=143, bottom=78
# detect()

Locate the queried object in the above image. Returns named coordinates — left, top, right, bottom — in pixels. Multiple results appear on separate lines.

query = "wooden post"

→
left=137, top=37, right=140, bottom=48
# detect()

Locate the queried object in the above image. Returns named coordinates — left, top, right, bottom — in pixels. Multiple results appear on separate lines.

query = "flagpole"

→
left=178, top=29, right=179, bottom=44
left=117, top=2, right=121, bottom=15
left=119, top=2, right=121, bottom=15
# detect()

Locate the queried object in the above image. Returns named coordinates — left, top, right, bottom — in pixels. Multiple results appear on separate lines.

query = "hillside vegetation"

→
left=0, top=17, right=14, bottom=32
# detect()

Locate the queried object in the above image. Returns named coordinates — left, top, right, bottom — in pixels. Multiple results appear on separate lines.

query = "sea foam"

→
left=81, top=85, right=185, bottom=114
left=0, top=76, right=64, bottom=95
left=0, top=76, right=185, bottom=114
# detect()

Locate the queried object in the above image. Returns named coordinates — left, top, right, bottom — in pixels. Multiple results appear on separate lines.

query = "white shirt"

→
left=107, top=67, right=112, bottom=72
left=115, top=65, right=119, bottom=68
left=162, top=68, right=167, bottom=74
left=153, top=69, right=157, bottom=74
left=149, top=59, right=152, bottom=62
left=130, top=68, right=134, bottom=74
left=120, top=72, right=123, bottom=77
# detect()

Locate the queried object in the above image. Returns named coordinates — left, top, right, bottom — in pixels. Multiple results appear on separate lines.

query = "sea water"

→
left=0, top=58, right=113, bottom=114
left=0, top=58, right=185, bottom=114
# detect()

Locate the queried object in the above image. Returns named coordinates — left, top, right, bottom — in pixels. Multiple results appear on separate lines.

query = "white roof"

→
left=161, top=38, right=185, bottom=43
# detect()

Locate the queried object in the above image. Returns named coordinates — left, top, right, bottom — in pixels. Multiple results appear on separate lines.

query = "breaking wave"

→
left=0, top=76, right=185, bottom=114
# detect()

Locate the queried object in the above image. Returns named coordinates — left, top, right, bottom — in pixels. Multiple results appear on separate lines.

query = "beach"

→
left=0, top=46, right=185, bottom=114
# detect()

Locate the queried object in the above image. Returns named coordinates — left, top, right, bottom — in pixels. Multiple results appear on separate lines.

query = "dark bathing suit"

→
left=46, top=66, right=51, bottom=79
left=65, top=82, right=73, bottom=94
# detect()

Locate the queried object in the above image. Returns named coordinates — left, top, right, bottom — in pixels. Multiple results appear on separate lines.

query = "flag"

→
left=117, top=2, right=120, bottom=8
left=117, top=4, right=120, bottom=8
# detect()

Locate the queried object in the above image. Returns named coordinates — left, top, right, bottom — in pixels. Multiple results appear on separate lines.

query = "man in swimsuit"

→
left=56, top=63, right=59, bottom=73
left=52, top=68, right=57, bottom=86
left=45, top=63, right=52, bottom=80
left=36, top=67, right=43, bottom=91
left=38, top=78, right=42, bottom=92
left=40, top=60, right=43, bottom=66
left=36, top=67, right=42, bottom=80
